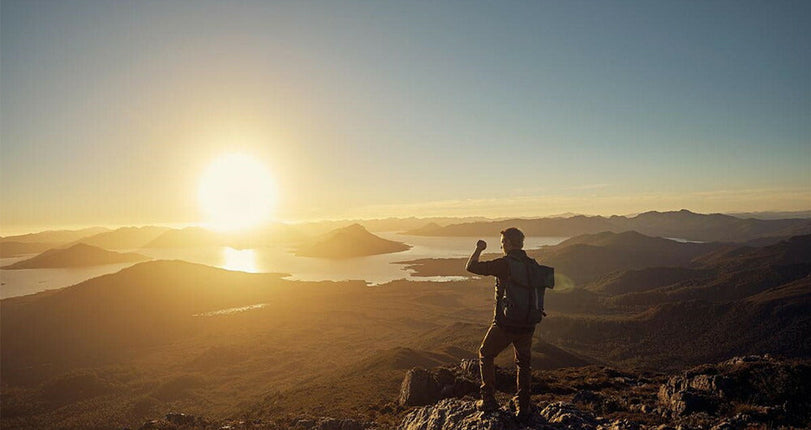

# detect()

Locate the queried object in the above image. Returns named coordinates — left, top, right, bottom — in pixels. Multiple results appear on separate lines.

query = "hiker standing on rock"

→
left=466, top=227, right=554, bottom=419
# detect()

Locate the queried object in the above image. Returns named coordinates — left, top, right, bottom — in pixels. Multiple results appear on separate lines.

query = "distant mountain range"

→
left=398, top=230, right=728, bottom=285
left=726, top=210, right=811, bottom=220
left=0, top=241, right=58, bottom=258
left=2, top=209, right=808, bottom=257
left=0, top=227, right=111, bottom=257
left=142, top=227, right=225, bottom=248
left=0, top=227, right=110, bottom=244
left=74, top=226, right=170, bottom=249
left=404, top=209, right=811, bottom=242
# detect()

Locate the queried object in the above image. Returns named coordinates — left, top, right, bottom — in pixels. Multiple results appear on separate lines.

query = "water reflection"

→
left=193, top=303, right=266, bottom=317
left=222, top=247, right=257, bottom=273
left=1, top=235, right=570, bottom=299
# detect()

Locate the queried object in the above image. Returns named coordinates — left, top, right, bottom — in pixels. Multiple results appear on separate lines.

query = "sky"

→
left=2, top=1, right=810, bottom=234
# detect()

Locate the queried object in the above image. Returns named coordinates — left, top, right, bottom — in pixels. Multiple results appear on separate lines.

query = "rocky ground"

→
left=131, top=355, right=810, bottom=430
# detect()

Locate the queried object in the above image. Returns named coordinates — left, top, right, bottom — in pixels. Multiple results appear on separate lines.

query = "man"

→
left=466, top=227, right=554, bottom=419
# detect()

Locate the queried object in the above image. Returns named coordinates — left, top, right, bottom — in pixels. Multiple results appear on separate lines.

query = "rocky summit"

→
left=396, top=355, right=810, bottom=430
left=134, top=355, right=809, bottom=430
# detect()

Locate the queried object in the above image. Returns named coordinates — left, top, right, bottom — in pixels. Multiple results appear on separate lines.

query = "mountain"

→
left=540, top=277, right=811, bottom=370
left=536, top=231, right=725, bottom=285
left=0, top=227, right=109, bottom=245
left=402, top=222, right=444, bottom=235
left=416, top=215, right=617, bottom=238
left=74, top=226, right=170, bottom=249
left=409, top=209, right=811, bottom=242
left=397, top=231, right=727, bottom=286
left=295, top=223, right=411, bottom=258
left=142, top=227, right=224, bottom=248
left=0, top=241, right=57, bottom=257
left=727, top=210, right=811, bottom=220
left=604, top=235, right=811, bottom=306
left=0, top=260, right=293, bottom=379
left=295, top=217, right=491, bottom=235
left=585, top=267, right=715, bottom=296
left=1, top=243, right=150, bottom=269
left=614, top=209, right=811, bottom=242
left=535, top=236, right=811, bottom=367
left=692, top=234, right=811, bottom=270
left=395, top=231, right=811, bottom=312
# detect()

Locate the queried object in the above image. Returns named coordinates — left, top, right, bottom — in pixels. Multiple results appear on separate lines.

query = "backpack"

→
left=498, top=255, right=555, bottom=328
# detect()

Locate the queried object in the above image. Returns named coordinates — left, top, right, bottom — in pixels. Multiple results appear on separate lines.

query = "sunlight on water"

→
left=222, top=247, right=257, bottom=273
left=193, top=303, right=267, bottom=317
left=0, top=235, right=569, bottom=298
left=403, top=275, right=469, bottom=283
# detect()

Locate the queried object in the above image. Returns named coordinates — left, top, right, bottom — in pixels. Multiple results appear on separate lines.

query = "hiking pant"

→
left=478, top=323, right=533, bottom=409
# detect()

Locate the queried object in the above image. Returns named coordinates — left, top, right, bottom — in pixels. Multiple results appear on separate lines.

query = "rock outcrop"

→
left=398, top=359, right=515, bottom=407
left=397, top=355, right=811, bottom=430
left=657, top=355, right=810, bottom=425
left=133, top=355, right=811, bottom=430
left=398, top=398, right=607, bottom=430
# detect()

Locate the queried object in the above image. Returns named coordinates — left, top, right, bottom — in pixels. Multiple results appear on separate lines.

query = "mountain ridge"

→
left=408, top=209, right=811, bottom=242
left=1, top=243, right=150, bottom=269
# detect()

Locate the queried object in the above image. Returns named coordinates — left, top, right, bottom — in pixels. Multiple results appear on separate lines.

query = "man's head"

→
left=500, top=227, right=525, bottom=254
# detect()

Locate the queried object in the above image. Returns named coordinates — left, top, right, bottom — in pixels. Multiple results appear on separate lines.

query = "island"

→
left=2, top=243, right=150, bottom=269
left=295, top=223, right=411, bottom=258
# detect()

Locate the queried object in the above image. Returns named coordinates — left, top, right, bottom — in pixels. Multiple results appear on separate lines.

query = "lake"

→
left=0, top=233, right=567, bottom=299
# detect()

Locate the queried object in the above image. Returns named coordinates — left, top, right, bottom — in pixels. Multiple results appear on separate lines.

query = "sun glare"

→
left=198, top=153, right=277, bottom=232
left=222, top=247, right=258, bottom=272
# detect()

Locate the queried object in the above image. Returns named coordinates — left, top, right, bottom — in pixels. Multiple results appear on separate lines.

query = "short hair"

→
left=500, top=227, right=525, bottom=249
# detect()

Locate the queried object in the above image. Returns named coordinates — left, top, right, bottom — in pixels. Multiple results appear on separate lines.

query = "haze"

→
left=1, top=1, right=809, bottom=233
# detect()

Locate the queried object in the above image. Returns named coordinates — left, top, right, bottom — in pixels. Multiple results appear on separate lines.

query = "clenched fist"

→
left=476, top=240, right=487, bottom=251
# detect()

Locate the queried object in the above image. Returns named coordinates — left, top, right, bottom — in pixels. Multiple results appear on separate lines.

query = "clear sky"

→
left=2, top=1, right=810, bottom=233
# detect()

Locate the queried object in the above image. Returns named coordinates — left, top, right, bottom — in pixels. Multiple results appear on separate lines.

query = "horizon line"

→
left=3, top=207, right=811, bottom=237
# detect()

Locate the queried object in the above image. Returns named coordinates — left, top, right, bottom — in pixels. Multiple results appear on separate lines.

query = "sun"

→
left=198, top=153, right=277, bottom=232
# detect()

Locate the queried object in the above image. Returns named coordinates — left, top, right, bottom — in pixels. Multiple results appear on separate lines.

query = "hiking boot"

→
left=515, top=408, right=531, bottom=423
left=476, top=396, right=499, bottom=413
left=510, top=396, right=532, bottom=422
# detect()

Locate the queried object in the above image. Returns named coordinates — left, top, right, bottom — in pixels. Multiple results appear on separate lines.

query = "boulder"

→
left=540, top=402, right=598, bottom=429
left=658, top=354, right=811, bottom=422
left=458, top=359, right=517, bottom=393
left=658, top=377, right=719, bottom=416
left=398, top=366, right=478, bottom=406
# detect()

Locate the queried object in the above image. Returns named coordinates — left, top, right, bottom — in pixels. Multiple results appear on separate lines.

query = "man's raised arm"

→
left=466, top=240, right=487, bottom=273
